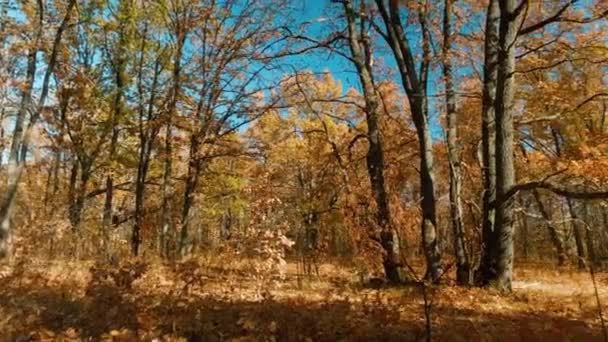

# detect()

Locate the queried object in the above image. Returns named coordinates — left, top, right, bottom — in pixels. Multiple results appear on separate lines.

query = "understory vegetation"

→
left=1, top=258, right=607, bottom=341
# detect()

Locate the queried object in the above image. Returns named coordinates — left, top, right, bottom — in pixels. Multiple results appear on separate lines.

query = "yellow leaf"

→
left=269, top=321, right=278, bottom=333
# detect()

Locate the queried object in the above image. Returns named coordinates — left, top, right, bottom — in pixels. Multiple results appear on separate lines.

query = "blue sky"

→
left=7, top=0, right=480, bottom=144
left=275, top=1, right=452, bottom=139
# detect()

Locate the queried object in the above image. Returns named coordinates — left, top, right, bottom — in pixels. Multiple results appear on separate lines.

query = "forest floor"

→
left=0, top=256, right=606, bottom=341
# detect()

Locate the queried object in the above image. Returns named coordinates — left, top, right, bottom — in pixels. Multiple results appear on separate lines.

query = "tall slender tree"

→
left=374, top=0, right=442, bottom=281
left=443, top=0, right=471, bottom=285
left=0, top=0, right=76, bottom=259
left=341, top=0, right=408, bottom=283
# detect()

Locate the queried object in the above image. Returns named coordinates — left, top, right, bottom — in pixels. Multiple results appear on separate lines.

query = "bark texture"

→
left=443, top=0, right=471, bottom=285
left=375, top=0, right=442, bottom=281
left=477, top=0, right=499, bottom=285
left=488, top=0, right=523, bottom=291
left=343, top=0, right=407, bottom=283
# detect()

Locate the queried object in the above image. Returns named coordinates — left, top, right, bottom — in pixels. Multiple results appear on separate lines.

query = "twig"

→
left=589, top=262, right=608, bottom=341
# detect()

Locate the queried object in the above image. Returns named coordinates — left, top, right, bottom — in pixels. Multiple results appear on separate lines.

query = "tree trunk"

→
left=50, top=151, right=61, bottom=210
left=489, top=0, right=522, bottom=291
left=158, top=120, right=173, bottom=257
left=533, top=190, right=567, bottom=266
left=67, top=157, right=78, bottom=221
left=519, top=142, right=566, bottom=266
left=0, top=108, right=5, bottom=168
left=43, top=149, right=61, bottom=212
left=69, top=162, right=91, bottom=232
left=550, top=128, right=587, bottom=268
left=133, top=136, right=155, bottom=257
left=0, top=0, right=75, bottom=259
left=477, top=0, right=499, bottom=285
left=443, top=0, right=470, bottom=285
left=133, top=37, right=160, bottom=258
left=518, top=196, right=530, bottom=261
left=582, top=202, right=596, bottom=267
left=343, top=0, right=407, bottom=283
left=157, top=27, right=186, bottom=258
left=178, top=135, right=203, bottom=256
left=103, top=38, right=126, bottom=256
left=0, top=43, right=37, bottom=259
left=374, top=0, right=442, bottom=281
left=568, top=199, right=588, bottom=268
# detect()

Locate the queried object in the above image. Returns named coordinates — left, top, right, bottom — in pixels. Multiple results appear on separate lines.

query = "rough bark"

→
left=375, top=0, right=442, bottom=281
left=489, top=0, right=523, bottom=291
left=443, top=0, right=471, bottom=285
left=343, top=0, right=407, bottom=283
left=477, top=0, right=499, bottom=285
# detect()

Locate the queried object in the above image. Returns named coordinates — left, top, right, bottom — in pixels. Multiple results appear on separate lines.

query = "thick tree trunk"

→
left=489, top=0, right=522, bottom=291
left=443, top=0, right=470, bottom=285
left=343, top=0, right=407, bottom=283
left=477, top=0, right=499, bottom=285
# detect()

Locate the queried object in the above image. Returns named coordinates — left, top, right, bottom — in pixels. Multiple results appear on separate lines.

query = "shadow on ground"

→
left=0, top=268, right=603, bottom=341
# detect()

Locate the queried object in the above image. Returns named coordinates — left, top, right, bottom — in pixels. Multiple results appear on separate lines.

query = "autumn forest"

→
left=1, top=0, right=608, bottom=340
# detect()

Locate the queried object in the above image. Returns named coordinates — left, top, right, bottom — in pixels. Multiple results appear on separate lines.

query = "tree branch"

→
left=519, top=0, right=575, bottom=35
left=496, top=170, right=608, bottom=206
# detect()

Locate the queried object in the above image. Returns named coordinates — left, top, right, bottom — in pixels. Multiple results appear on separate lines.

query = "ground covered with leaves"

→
left=0, top=258, right=606, bottom=341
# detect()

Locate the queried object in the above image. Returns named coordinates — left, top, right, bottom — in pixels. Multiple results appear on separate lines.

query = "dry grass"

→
left=0, top=257, right=605, bottom=341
